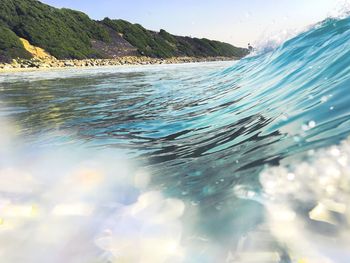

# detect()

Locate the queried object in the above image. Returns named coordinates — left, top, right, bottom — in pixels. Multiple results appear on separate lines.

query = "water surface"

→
left=1, top=16, right=350, bottom=263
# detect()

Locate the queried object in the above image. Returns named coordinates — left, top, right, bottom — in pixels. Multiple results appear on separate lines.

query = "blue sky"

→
left=41, top=0, right=344, bottom=47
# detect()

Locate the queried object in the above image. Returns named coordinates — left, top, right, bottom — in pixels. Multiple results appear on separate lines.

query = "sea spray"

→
left=0, top=118, right=187, bottom=262
left=234, top=137, right=350, bottom=263
left=260, top=138, right=350, bottom=263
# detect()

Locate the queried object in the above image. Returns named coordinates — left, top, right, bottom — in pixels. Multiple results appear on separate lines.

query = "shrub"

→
left=0, top=23, right=31, bottom=62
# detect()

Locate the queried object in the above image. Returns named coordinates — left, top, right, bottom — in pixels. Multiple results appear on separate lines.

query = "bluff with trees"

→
left=0, top=0, right=249, bottom=62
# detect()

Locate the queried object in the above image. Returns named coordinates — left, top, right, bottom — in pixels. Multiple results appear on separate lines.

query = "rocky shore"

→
left=0, top=56, right=238, bottom=72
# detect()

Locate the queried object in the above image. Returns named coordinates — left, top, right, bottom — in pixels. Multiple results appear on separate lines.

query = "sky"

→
left=41, top=0, right=347, bottom=47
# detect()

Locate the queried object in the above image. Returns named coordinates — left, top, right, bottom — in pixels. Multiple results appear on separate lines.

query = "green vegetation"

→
left=0, top=0, right=110, bottom=59
left=102, top=18, right=177, bottom=57
left=0, top=23, right=31, bottom=62
left=0, top=0, right=248, bottom=62
left=176, top=37, right=248, bottom=57
left=159, top=29, right=176, bottom=44
left=101, top=18, right=248, bottom=58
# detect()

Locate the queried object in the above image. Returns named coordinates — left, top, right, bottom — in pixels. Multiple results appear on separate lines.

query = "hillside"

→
left=0, top=0, right=248, bottom=62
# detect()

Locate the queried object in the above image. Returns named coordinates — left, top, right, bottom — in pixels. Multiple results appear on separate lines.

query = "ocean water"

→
left=0, top=16, right=350, bottom=263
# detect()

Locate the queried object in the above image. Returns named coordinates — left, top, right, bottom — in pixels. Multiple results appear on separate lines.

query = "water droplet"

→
left=293, top=135, right=301, bottom=143
left=303, top=120, right=316, bottom=131
left=330, top=106, right=334, bottom=110
left=287, top=173, right=295, bottom=181
left=308, top=120, right=316, bottom=129
left=321, top=96, right=328, bottom=103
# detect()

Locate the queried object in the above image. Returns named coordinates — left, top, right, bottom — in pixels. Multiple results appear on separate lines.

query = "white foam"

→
left=0, top=118, right=187, bottom=262
left=259, top=137, right=350, bottom=263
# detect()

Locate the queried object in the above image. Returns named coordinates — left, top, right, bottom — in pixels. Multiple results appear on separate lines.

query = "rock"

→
left=64, top=61, right=74, bottom=67
left=0, top=56, right=237, bottom=72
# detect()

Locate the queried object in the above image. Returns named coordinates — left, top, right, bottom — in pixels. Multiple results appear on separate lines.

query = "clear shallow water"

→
left=0, top=16, right=350, bottom=263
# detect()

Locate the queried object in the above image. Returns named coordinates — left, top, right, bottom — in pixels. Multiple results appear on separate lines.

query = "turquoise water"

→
left=1, top=16, right=350, bottom=263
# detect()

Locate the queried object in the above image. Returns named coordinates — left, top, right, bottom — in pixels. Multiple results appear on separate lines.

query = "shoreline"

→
left=0, top=56, right=238, bottom=73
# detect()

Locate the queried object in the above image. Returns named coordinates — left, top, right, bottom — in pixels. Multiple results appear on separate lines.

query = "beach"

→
left=0, top=56, right=239, bottom=73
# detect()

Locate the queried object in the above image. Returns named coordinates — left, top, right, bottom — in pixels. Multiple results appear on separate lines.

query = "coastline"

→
left=0, top=56, right=239, bottom=73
